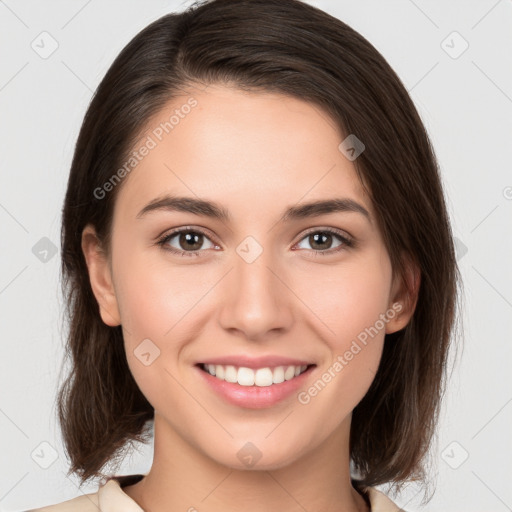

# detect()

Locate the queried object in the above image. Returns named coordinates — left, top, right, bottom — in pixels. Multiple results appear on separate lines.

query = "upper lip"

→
left=197, top=355, right=315, bottom=370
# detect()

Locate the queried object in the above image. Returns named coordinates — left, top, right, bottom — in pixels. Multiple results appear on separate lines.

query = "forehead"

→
left=114, top=84, right=373, bottom=222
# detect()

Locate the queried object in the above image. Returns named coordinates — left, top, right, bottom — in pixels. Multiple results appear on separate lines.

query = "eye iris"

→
left=310, top=232, right=332, bottom=250
left=180, top=232, right=203, bottom=251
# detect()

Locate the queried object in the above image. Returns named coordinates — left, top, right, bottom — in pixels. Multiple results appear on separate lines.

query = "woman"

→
left=30, top=0, right=461, bottom=510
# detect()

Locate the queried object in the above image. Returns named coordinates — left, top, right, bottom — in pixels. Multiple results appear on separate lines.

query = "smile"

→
left=200, top=363, right=311, bottom=387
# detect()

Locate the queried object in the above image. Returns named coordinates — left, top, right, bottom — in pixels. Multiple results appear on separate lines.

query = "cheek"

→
left=295, top=262, right=392, bottom=422
left=293, top=250, right=393, bottom=403
left=112, top=245, right=206, bottom=339
left=298, top=252, right=393, bottom=346
left=112, top=247, right=217, bottom=399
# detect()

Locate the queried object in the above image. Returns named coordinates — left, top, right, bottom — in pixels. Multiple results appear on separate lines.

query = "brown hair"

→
left=56, top=0, right=463, bottom=501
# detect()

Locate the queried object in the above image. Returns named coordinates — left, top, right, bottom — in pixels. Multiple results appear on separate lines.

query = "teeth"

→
left=284, top=365, right=296, bottom=380
left=225, top=365, right=237, bottom=383
left=238, top=367, right=256, bottom=386
left=215, top=365, right=224, bottom=379
left=256, top=368, right=275, bottom=386
left=203, top=364, right=308, bottom=387
left=273, top=366, right=285, bottom=384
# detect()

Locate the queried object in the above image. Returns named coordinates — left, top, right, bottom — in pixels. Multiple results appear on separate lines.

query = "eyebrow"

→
left=136, top=195, right=372, bottom=224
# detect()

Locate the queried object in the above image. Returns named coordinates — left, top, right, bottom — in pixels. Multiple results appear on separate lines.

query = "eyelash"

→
left=156, top=226, right=355, bottom=258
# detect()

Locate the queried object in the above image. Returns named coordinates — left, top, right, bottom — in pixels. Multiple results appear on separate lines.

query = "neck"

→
left=123, top=413, right=369, bottom=512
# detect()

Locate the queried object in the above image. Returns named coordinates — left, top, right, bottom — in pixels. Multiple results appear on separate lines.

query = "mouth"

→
left=196, top=362, right=316, bottom=387
left=195, top=362, right=317, bottom=409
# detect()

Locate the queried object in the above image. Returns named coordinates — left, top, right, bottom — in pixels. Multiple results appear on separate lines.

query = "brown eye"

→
left=295, top=229, right=354, bottom=256
left=157, top=228, right=216, bottom=257
left=308, top=232, right=334, bottom=250
left=177, top=232, right=205, bottom=251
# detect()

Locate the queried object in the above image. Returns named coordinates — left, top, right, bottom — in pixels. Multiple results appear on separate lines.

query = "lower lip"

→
left=195, top=364, right=316, bottom=409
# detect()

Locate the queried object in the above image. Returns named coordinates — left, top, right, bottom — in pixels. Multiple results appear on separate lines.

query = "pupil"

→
left=311, top=232, right=331, bottom=250
left=181, top=232, right=202, bottom=250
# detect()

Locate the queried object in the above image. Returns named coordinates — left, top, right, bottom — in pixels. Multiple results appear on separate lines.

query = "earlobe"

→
left=81, top=224, right=121, bottom=327
left=385, top=255, right=421, bottom=334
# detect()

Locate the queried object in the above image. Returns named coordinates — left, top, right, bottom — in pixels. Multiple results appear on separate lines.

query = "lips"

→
left=194, top=354, right=317, bottom=408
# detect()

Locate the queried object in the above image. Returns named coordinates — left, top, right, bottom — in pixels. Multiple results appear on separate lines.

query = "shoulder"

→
left=27, top=474, right=145, bottom=512
left=27, top=492, right=99, bottom=512
left=28, top=476, right=402, bottom=512
left=367, top=486, right=405, bottom=512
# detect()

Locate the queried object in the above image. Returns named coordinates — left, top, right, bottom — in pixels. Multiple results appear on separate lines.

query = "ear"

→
left=81, top=224, right=121, bottom=327
left=385, top=253, right=421, bottom=334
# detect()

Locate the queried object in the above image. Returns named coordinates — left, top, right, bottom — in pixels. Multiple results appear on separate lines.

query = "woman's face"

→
left=85, top=84, right=410, bottom=470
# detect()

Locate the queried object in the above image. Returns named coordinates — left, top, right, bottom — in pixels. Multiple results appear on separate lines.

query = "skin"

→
left=82, top=84, right=419, bottom=512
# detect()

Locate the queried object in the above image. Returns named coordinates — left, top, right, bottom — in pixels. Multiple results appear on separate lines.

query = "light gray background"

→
left=1, top=1, right=511, bottom=511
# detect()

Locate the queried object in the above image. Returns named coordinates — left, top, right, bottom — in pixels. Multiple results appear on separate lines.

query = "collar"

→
left=99, top=475, right=403, bottom=511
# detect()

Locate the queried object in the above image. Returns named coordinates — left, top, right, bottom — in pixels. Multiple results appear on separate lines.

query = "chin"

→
left=206, top=438, right=307, bottom=472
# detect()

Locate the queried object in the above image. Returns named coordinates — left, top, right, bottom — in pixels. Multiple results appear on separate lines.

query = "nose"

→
left=217, top=242, right=294, bottom=341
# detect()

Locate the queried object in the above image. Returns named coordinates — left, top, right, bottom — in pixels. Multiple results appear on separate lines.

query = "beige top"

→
left=29, top=474, right=404, bottom=511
